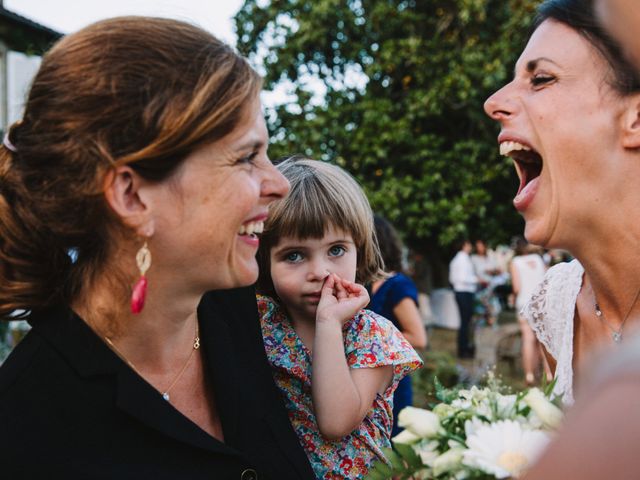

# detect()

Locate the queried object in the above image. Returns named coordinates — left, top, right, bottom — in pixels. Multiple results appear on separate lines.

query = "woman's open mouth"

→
left=500, top=140, right=543, bottom=211
left=238, top=220, right=264, bottom=238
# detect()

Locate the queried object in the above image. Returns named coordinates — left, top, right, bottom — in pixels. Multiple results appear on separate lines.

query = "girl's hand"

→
left=316, top=273, right=369, bottom=326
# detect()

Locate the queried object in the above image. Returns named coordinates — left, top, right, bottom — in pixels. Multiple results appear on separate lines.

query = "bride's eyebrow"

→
left=525, top=57, right=561, bottom=73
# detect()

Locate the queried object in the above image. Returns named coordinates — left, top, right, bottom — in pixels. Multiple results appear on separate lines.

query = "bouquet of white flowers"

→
left=367, top=375, right=562, bottom=480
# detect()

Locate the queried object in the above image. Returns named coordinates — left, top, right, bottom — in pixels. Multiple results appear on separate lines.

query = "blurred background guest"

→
left=369, top=215, right=427, bottom=436
left=449, top=239, right=478, bottom=358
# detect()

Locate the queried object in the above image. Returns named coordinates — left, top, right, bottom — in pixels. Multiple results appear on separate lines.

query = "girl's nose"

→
left=307, top=261, right=330, bottom=281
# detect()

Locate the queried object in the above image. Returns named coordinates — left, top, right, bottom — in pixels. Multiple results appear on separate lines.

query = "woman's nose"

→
left=262, top=158, right=290, bottom=201
left=484, top=83, right=514, bottom=121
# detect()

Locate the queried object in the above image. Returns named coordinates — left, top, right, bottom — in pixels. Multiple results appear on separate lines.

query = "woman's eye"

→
left=531, top=74, right=555, bottom=87
left=329, top=245, right=346, bottom=257
left=237, top=151, right=259, bottom=165
left=285, top=252, right=303, bottom=263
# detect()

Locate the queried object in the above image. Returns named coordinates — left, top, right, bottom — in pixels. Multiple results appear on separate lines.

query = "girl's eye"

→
left=531, top=74, right=555, bottom=87
left=285, top=252, right=303, bottom=263
left=328, top=245, right=346, bottom=257
left=237, top=151, right=259, bottom=165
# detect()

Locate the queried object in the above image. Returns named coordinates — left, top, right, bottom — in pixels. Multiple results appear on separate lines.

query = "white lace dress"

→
left=521, top=259, right=584, bottom=405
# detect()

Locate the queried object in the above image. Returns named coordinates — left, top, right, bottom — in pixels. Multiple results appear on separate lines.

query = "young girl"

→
left=256, top=157, right=423, bottom=479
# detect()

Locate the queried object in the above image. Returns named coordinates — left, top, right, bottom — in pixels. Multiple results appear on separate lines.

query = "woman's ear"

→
left=621, top=95, right=640, bottom=149
left=103, top=166, right=155, bottom=236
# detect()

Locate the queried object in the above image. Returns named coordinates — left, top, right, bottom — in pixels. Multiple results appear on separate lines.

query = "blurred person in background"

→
left=510, top=237, right=551, bottom=385
left=369, top=215, right=427, bottom=436
left=449, top=239, right=479, bottom=358
left=471, top=239, right=503, bottom=326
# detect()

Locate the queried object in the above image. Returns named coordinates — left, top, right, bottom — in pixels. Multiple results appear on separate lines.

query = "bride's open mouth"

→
left=500, top=140, right=543, bottom=209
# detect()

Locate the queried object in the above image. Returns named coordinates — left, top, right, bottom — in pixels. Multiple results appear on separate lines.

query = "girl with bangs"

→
left=256, top=156, right=422, bottom=479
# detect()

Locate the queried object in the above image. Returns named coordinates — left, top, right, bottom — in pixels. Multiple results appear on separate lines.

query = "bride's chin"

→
left=523, top=219, right=554, bottom=249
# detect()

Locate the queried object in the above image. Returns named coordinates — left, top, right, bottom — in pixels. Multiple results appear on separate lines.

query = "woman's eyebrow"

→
left=234, top=139, right=265, bottom=152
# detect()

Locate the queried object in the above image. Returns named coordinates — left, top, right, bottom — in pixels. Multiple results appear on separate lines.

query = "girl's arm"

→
left=312, top=274, right=394, bottom=440
left=393, top=298, right=427, bottom=349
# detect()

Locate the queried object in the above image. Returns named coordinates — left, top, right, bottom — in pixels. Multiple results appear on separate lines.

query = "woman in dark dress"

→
left=368, top=216, right=427, bottom=436
left=0, top=17, right=314, bottom=479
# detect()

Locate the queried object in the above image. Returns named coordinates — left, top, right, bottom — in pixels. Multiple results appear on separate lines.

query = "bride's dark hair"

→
left=535, top=0, right=640, bottom=94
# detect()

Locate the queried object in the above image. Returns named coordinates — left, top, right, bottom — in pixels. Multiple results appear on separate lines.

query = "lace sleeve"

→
left=520, top=260, right=583, bottom=362
left=520, top=260, right=584, bottom=404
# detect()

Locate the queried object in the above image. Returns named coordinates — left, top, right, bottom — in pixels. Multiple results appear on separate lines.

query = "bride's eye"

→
left=531, top=74, right=555, bottom=87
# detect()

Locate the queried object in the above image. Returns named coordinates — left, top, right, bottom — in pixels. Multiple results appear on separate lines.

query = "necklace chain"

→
left=104, top=322, right=200, bottom=402
left=594, top=286, right=640, bottom=344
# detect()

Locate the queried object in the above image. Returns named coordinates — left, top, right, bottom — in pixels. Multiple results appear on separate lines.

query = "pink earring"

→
left=131, top=241, right=151, bottom=314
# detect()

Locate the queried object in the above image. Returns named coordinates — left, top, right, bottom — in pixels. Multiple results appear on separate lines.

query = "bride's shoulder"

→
left=523, top=259, right=583, bottom=326
left=540, top=258, right=583, bottom=290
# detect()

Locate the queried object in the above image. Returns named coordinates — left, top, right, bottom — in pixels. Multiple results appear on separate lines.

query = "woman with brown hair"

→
left=0, top=17, right=315, bottom=478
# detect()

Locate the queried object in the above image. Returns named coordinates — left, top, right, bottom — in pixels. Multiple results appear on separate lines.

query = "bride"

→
left=484, top=0, right=640, bottom=404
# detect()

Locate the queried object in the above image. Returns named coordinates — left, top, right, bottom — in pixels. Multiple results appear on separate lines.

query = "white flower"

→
left=523, top=388, right=563, bottom=429
left=415, top=440, right=440, bottom=466
left=495, top=394, right=518, bottom=419
left=432, top=447, right=465, bottom=476
left=392, top=428, right=421, bottom=444
left=433, top=403, right=455, bottom=419
left=451, top=398, right=472, bottom=409
left=397, top=407, right=441, bottom=438
left=464, top=417, right=487, bottom=438
left=463, top=420, right=550, bottom=478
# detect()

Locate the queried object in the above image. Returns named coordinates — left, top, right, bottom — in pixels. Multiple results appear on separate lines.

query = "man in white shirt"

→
left=449, top=240, right=478, bottom=358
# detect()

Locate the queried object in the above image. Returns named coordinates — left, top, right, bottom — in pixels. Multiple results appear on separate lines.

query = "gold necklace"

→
left=594, top=286, right=640, bottom=344
left=104, top=322, right=200, bottom=402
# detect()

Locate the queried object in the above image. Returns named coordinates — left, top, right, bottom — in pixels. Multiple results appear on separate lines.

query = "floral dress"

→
left=257, top=295, right=423, bottom=479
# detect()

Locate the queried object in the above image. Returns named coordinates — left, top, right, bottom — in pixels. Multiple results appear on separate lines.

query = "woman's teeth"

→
left=238, top=221, right=264, bottom=236
left=499, top=141, right=532, bottom=156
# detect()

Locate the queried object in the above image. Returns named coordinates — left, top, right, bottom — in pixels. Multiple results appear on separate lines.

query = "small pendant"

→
left=612, top=331, right=623, bottom=344
left=162, top=392, right=170, bottom=401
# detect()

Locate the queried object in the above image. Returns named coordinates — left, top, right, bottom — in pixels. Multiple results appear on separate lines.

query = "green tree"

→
left=235, top=0, right=538, bottom=287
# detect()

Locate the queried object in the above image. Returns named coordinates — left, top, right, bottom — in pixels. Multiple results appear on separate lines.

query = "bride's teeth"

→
left=500, top=141, right=532, bottom=156
left=239, top=225, right=246, bottom=235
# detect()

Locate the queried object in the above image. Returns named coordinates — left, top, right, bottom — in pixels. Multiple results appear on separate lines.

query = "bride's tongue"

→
left=513, top=176, right=540, bottom=211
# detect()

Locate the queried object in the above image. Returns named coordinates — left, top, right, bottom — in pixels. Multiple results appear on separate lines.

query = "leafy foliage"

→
left=235, top=0, right=539, bottom=279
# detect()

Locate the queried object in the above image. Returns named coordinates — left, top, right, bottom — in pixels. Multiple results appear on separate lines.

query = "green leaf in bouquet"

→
left=366, top=460, right=394, bottom=480
left=434, top=376, right=447, bottom=402
left=394, top=442, right=423, bottom=469
left=386, top=449, right=407, bottom=471
left=543, top=376, right=558, bottom=398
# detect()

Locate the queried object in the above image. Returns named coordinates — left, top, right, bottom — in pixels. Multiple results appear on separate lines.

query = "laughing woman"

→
left=0, top=17, right=315, bottom=478
left=484, top=0, right=640, bottom=404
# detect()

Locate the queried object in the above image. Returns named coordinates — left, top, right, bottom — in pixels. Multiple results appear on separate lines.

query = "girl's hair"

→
left=0, top=17, right=261, bottom=319
left=534, top=0, right=640, bottom=95
left=257, top=156, right=384, bottom=296
left=373, top=215, right=403, bottom=273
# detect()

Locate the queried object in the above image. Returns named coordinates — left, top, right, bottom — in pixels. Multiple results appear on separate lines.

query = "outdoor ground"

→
left=411, top=309, right=529, bottom=408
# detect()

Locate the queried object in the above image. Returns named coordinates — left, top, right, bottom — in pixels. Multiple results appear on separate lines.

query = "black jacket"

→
left=0, top=287, right=315, bottom=479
